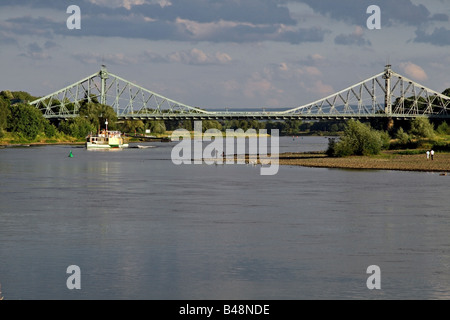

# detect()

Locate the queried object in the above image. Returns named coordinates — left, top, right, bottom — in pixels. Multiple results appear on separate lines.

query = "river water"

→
left=1, top=136, right=449, bottom=300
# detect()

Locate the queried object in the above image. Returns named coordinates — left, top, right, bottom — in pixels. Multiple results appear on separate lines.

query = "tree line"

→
left=1, top=89, right=449, bottom=157
left=0, top=90, right=346, bottom=140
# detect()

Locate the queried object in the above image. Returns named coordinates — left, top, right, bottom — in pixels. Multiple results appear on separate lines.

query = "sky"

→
left=0, top=0, right=449, bottom=110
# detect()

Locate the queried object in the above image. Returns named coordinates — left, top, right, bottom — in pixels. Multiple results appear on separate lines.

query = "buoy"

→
left=68, top=150, right=73, bottom=158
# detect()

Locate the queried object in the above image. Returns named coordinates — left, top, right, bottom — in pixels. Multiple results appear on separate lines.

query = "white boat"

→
left=86, top=130, right=129, bottom=149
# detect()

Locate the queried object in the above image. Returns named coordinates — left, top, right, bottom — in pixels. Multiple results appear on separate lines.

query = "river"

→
left=0, top=136, right=449, bottom=300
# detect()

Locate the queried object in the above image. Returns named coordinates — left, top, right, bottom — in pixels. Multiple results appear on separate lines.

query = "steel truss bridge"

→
left=30, top=65, right=450, bottom=120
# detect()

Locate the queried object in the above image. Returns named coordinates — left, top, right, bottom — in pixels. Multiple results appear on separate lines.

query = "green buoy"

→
left=68, top=150, right=73, bottom=158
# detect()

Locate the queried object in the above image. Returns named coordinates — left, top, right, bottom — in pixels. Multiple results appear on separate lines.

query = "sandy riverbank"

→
left=277, top=151, right=450, bottom=173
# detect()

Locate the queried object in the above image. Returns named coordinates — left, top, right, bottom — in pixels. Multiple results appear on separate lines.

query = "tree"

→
left=327, top=120, right=385, bottom=157
left=79, top=102, right=117, bottom=131
left=442, top=88, right=450, bottom=97
left=148, top=120, right=166, bottom=134
left=202, top=120, right=222, bottom=131
left=120, top=120, right=145, bottom=134
left=436, top=121, right=450, bottom=135
left=0, top=90, right=14, bottom=100
left=44, top=121, right=58, bottom=138
left=0, top=96, right=10, bottom=131
left=59, top=117, right=96, bottom=139
left=8, top=103, right=45, bottom=140
left=409, top=117, right=434, bottom=139
left=395, top=127, right=410, bottom=144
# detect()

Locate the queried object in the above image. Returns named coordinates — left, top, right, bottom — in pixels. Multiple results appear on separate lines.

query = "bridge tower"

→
left=383, top=64, right=392, bottom=115
left=100, top=64, right=109, bottom=105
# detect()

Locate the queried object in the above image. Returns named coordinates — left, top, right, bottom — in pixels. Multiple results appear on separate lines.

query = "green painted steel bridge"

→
left=30, top=65, right=450, bottom=120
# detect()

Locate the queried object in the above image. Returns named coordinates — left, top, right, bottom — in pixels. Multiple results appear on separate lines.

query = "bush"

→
left=395, top=127, right=410, bottom=144
left=44, top=121, right=58, bottom=138
left=436, top=121, right=450, bottom=135
left=409, top=117, right=434, bottom=138
left=8, top=103, right=45, bottom=140
left=148, top=120, right=166, bottom=135
left=59, top=117, right=96, bottom=139
left=432, top=141, right=450, bottom=152
left=379, top=131, right=391, bottom=150
left=327, top=120, right=385, bottom=157
left=0, top=97, right=10, bottom=130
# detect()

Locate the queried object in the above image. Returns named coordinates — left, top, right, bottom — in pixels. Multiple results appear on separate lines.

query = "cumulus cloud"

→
left=144, top=48, right=232, bottom=65
left=166, top=48, right=232, bottom=65
left=291, top=0, right=442, bottom=26
left=0, top=0, right=328, bottom=45
left=399, top=62, right=428, bottom=81
left=303, top=80, right=334, bottom=96
left=334, top=26, right=371, bottom=47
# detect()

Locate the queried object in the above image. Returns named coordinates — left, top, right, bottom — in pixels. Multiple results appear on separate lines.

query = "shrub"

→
left=436, top=121, right=450, bottom=135
left=327, top=120, right=385, bottom=157
left=7, top=103, right=45, bottom=140
left=44, top=121, right=58, bottom=138
left=409, top=117, right=434, bottom=138
left=395, top=127, right=410, bottom=144
left=59, top=117, right=96, bottom=139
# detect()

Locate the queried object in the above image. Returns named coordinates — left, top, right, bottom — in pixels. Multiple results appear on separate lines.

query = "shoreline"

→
left=201, top=151, right=450, bottom=173
left=0, top=141, right=85, bottom=147
left=2, top=141, right=449, bottom=173
left=277, top=151, right=450, bottom=173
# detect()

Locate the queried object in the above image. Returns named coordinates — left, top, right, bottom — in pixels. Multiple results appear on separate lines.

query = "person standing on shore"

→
left=426, top=150, right=430, bottom=160
left=431, top=149, right=434, bottom=160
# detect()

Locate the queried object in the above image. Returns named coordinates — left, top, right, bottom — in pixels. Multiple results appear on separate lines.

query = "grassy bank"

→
left=0, top=132, right=84, bottom=146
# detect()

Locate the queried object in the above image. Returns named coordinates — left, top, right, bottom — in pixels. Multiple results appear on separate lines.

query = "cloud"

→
left=166, top=48, right=232, bottom=65
left=414, top=27, right=450, bottom=46
left=125, top=0, right=297, bottom=25
left=0, top=0, right=295, bottom=26
left=18, top=42, right=51, bottom=60
left=290, top=0, right=442, bottom=26
left=0, top=31, right=17, bottom=46
left=72, top=52, right=138, bottom=65
left=399, top=62, right=428, bottom=81
left=142, top=48, right=232, bottom=65
left=334, top=26, right=371, bottom=46
left=0, top=0, right=329, bottom=45
left=303, top=80, right=334, bottom=96
left=1, top=16, right=59, bottom=38
left=244, top=76, right=274, bottom=99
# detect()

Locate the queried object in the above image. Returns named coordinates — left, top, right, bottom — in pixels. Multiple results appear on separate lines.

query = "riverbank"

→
left=278, top=151, right=450, bottom=173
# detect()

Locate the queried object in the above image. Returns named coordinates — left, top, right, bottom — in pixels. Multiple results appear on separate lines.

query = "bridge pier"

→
left=100, top=64, right=108, bottom=105
left=383, top=64, right=392, bottom=115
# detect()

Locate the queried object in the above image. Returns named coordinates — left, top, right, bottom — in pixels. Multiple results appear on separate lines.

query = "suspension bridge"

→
left=29, top=64, right=450, bottom=120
